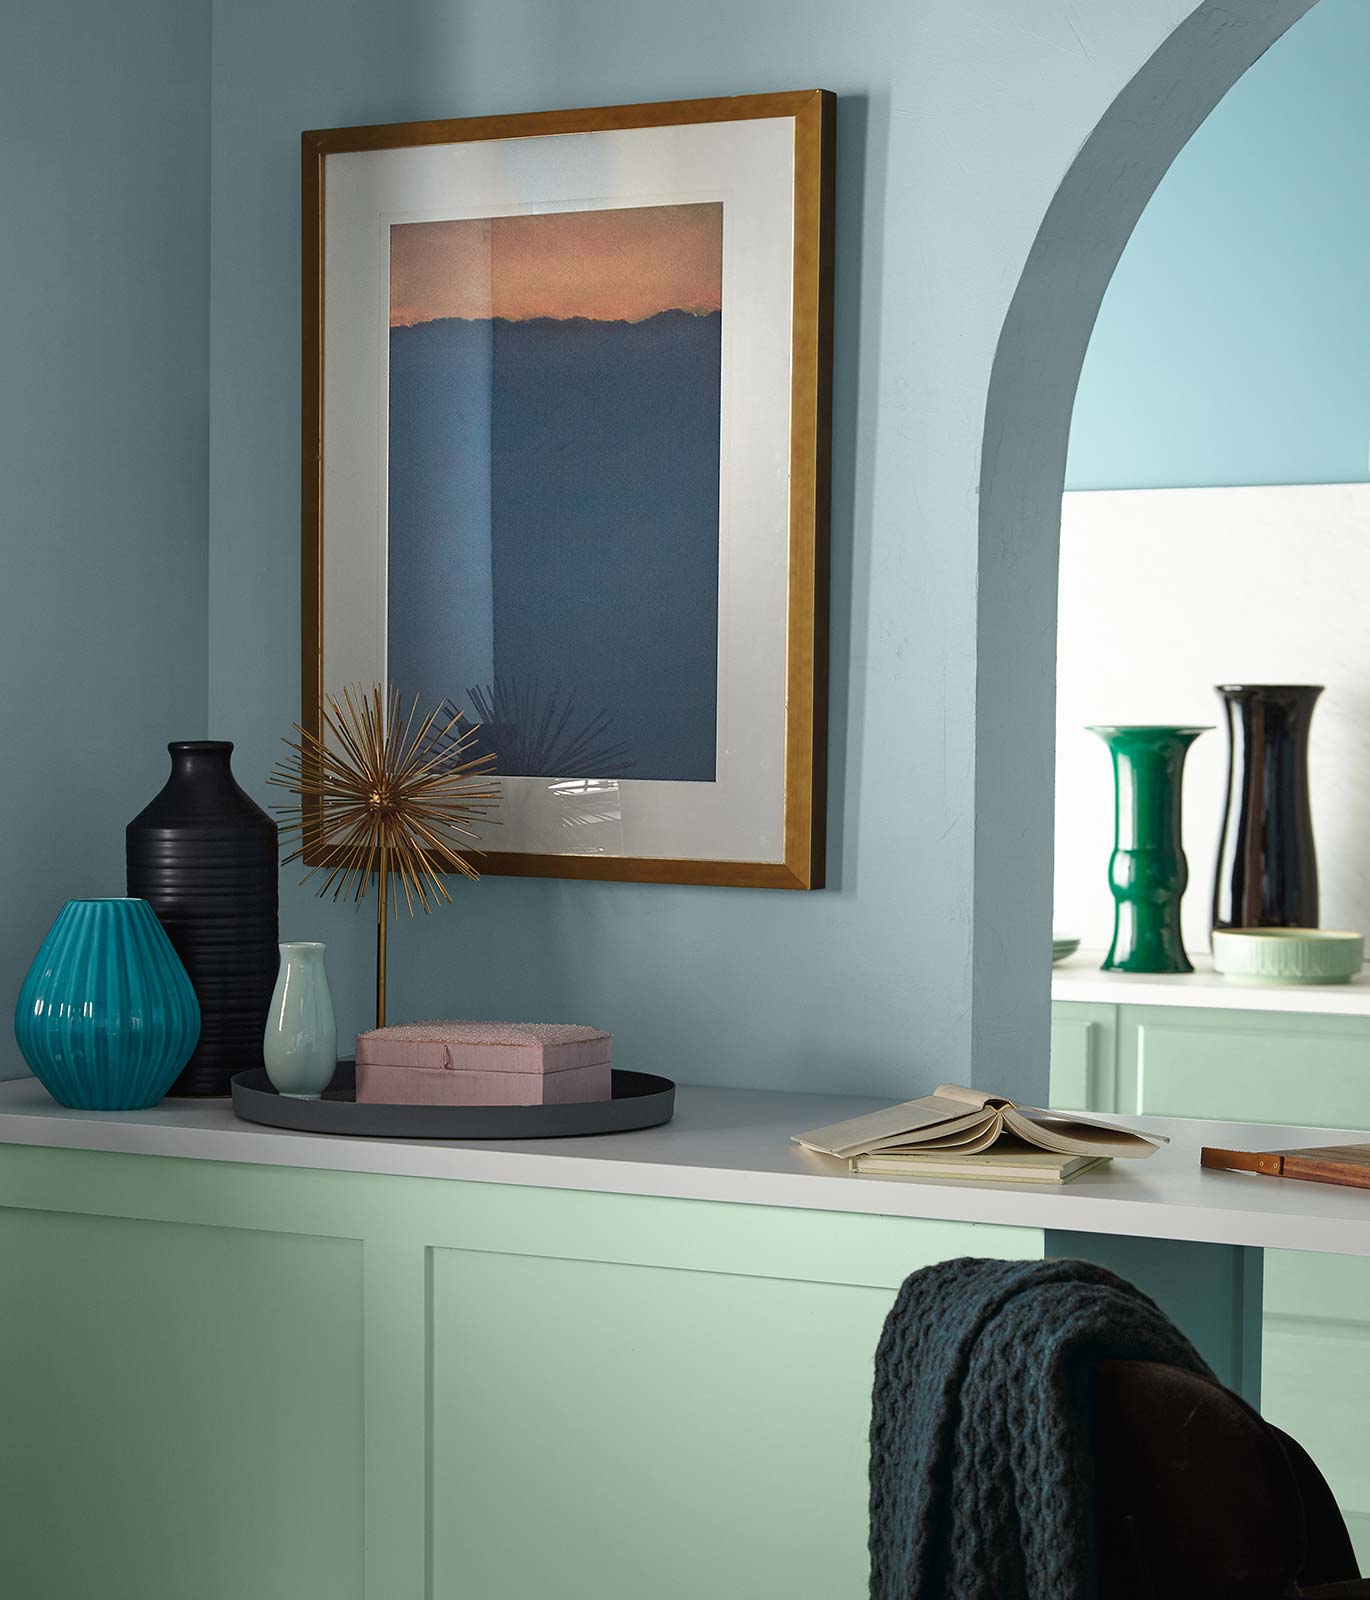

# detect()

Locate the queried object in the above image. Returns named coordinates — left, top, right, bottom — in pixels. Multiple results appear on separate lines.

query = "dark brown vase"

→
left=126, top=742, right=278, bottom=1096
left=1212, top=685, right=1321, bottom=932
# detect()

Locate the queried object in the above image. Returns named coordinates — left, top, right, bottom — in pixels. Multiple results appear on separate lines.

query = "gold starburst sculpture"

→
left=270, top=683, right=499, bottom=1027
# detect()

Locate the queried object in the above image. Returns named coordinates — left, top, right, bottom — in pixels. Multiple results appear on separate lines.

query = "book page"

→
left=891, top=1124, right=1003, bottom=1154
left=1002, top=1104, right=1164, bottom=1158
left=794, top=1086, right=1167, bottom=1161
left=792, top=1095, right=1001, bottom=1159
left=931, top=1084, right=1010, bottom=1112
left=850, top=1151, right=1108, bottom=1184
left=858, top=1138, right=1085, bottom=1169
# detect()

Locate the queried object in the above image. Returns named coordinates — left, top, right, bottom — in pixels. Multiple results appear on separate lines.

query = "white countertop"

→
left=1053, top=951, right=1370, bottom=1015
left=2, top=1075, right=1370, bottom=1258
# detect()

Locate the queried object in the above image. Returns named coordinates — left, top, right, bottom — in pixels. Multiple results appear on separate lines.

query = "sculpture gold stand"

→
left=271, top=685, right=498, bottom=1031
left=376, top=844, right=389, bottom=1028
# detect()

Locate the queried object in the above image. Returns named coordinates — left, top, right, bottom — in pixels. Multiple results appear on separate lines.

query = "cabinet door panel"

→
left=431, top=1247, right=890, bottom=1600
left=0, top=1208, right=364, bottom=1600
left=1050, top=1002, right=1117, bottom=1111
left=1119, top=1006, right=1370, bottom=1128
left=1262, top=1250, right=1370, bottom=1572
left=1091, top=1002, right=1370, bottom=1575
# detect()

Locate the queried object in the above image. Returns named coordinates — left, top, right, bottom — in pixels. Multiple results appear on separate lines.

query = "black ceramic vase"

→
left=1212, top=684, right=1322, bottom=932
left=127, top=742, right=278, bottom=1096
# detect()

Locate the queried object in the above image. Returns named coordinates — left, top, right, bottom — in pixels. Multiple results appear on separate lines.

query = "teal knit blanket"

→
left=868, top=1257, right=1212, bottom=1600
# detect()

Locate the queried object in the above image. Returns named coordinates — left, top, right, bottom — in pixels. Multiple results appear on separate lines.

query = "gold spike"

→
left=272, top=683, right=500, bottom=1026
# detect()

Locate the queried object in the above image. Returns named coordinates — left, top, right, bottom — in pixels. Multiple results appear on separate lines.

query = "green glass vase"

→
left=1089, top=725, right=1210, bottom=974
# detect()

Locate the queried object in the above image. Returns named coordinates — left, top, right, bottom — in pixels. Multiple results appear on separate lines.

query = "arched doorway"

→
left=973, top=0, right=1320, bottom=1087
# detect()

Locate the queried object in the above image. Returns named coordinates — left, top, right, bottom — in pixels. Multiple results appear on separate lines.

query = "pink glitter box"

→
left=354, top=1021, right=613, bottom=1107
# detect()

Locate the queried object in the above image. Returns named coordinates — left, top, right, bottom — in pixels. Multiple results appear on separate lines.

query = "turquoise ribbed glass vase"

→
left=14, top=898, right=201, bottom=1110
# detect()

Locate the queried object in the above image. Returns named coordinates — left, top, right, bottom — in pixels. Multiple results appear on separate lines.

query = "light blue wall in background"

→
left=208, top=0, right=944, bottom=1093
left=0, top=0, right=1319, bottom=1095
left=207, top=0, right=1289, bottom=1102
left=0, top=2, right=210, bottom=1075
left=1067, top=0, right=1370, bottom=490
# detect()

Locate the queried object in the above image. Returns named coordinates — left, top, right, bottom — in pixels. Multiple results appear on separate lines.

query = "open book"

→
left=793, top=1084, right=1166, bottom=1163
left=847, top=1143, right=1109, bottom=1184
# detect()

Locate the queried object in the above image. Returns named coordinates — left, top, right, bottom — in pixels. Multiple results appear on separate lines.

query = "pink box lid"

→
left=354, top=1020, right=611, bottom=1076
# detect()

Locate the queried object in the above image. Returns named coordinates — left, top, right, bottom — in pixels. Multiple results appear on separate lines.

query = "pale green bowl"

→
left=1211, top=927, right=1365, bottom=985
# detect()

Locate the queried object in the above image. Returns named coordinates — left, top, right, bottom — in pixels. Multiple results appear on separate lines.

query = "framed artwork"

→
left=302, top=90, right=833, bottom=889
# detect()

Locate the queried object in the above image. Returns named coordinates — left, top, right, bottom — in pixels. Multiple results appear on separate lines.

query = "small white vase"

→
left=263, top=942, right=338, bottom=1099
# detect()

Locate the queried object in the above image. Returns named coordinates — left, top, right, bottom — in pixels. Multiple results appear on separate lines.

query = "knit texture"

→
left=868, top=1256, right=1214, bottom=1600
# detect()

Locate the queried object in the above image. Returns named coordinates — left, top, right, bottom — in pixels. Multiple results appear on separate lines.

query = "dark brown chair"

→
left=1095, top=1360, right=1370, bottom=1600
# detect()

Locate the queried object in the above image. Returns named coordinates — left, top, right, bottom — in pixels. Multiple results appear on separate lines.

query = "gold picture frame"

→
left=302, top=90, right=833, bottom=888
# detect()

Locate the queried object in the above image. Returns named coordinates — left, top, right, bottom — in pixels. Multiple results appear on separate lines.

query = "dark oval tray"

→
left=230, top=1062, right=675, bottom=1140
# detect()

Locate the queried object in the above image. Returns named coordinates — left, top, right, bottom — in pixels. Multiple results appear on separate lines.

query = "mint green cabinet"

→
left=1046, top=1001, right=1117, bottom=1112
left=1116, top=1005, right=1370, bottom=1127
left=0, top=1205, right=365, bottom=1600
left=0, top=1143, right=1041, bottom=1600
left=430, top=1247, right=895, bottom=1597
left=1052, top=999, right=1370, bottom=1562
left=0, top=1133, right=1268, bottom=1599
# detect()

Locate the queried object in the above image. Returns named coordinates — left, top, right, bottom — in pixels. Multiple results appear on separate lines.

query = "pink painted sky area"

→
left=389, top=202, right=722, bottom=326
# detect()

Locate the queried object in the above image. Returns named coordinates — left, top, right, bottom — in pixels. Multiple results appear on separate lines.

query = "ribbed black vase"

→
left=1212, top=684, right=1322, bottom=932
left=127, top=742, right=278, bottom=1096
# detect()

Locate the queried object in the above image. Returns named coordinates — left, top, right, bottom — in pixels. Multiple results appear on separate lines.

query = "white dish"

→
left=1210, top=927, right=1364, bottom=985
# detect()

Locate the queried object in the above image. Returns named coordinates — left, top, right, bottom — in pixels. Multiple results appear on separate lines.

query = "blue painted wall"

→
left=207, top=0, right=983, bottom=1096
left=205, top=0, right=1310, bottom=1100
left=0, top=0, right=1323, bottom=1094
left=1067, top=0, right=1370, bottom=490
left=0, top=1, right=210, bottom=1076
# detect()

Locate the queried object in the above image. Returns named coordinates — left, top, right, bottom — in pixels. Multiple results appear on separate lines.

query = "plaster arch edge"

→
left=970, top=0, right=1320, bottom=1098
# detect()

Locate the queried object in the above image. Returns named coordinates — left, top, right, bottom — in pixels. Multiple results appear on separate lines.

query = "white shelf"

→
left=2, top=1073, right=1370, bottom=1258
left=1052, top=951, right=1370, bottom=1016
